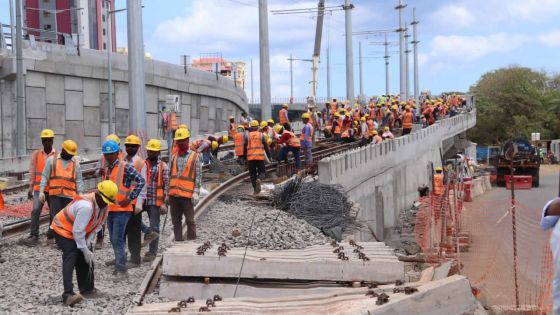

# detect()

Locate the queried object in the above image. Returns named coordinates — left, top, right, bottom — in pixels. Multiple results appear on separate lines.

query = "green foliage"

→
left=468, top=66, right=560, bottom=146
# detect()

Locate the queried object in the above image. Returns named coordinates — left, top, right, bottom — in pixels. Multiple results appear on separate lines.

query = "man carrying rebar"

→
left=541, top=197, right=560, bottom=314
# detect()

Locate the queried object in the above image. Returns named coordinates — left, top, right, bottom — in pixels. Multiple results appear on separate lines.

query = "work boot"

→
left=142, top=231, right=159, bottom=247
left=143, top=252, right=156, bottom=262
left=95, top=238, right=104, bottom=250
left=21, top=235, right=39, bottom=247
left=63, top=293, right=83, bottom=307
left=113, top=270, right=129, bottom=281
left=127, top=260, right=141, bottom=269
left=254, top=179, right=261, bottom=195
left=81, top=288, right=107, bottom=299
left=105, top=259, right=115, bottom=267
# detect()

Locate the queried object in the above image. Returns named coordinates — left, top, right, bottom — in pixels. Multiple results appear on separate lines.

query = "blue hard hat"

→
left=102, top=140, right=120, bottom=154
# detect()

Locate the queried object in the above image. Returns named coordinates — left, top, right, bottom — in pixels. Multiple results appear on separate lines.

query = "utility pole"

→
left=358, top=41, right=363, bottom=100
left=9, top=0, right=15, bottom=54
left=344, top=0, right=354, bottom=102
left=327, top=46, right=331, bottom=101
left=404, top=24, right=411, bottom=100
left=258, top=0, right=272, bottom=120
left=250, top=58, right=254, bottom=105
left=289, top=53, right=293, bottom=101
left=396, top=0, right=407, bottom=100
left=15, top=0, right=25, bottom=156
left=411, top=8, right=420, bottom=102
left=384, top=33, right=390, bottom=96
left=127, top=0, right=146, bottom=134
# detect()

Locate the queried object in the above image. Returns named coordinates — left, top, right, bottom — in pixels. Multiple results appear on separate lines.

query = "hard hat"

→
left=435, top=167, right=443, bottom=172
left=345, top=112, right=350, bottom=117
left=338, top=108, right=345, bottom=113
left=62, top=140, right=78, bottom=156
left=229, top=116, right=235, bottom=120
left=353, top=121, right=359, bottom=126
left=360, top=117, right=366, bottom=122
left=97, top=180, right=118, bottom=205
left=267, top=138, right=273, bottom=146
left=391, top=105, right=398, bottom=110
left=372, top=130, right=378, bottom=135
left=385, top=110, right=391, bottom=115
left=211, top=141, right=219, bottom=151
left=354, top=103, right=359, bottom=108
left=334, top=112, right=340, bottom=118
left=102, top=140, right=120, bottom=154
left=260, top=121, right=268, bottom=129
left=40, top=129, right=55, bottom=139
left=384, top=126, right=390, bottom=131
left=250, top=120, right=259, bottom=127
left=267, top=119, right=275, bottom=124
left=282, top=103, right=289, bottom=108
left=179, top=124, right=188, bottom=129
left=222, top=135, right=229, bottom=143
left=405, top=106, right=411, bottom=110
left=274, top=124, right=284, bottom=134
left=302, top=113, right=310, bottom=119
left=105, top=134, right=121, bottom=144
left=174, top=128, right=190, bottom=140
left=146, top=139, right=161, bottom=152
left=124, top=134, right=142, bottom=146
left=363, top=114, right=369, bottom=118
left=237, top=125, right=245, bottom=131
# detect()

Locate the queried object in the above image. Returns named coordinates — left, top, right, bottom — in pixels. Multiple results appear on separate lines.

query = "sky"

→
left=2, top=0, right=560, bottom=100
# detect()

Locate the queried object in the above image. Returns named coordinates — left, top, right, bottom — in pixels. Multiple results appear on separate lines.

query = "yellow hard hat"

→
left=222, top=135, right=229, bottom=143
left=267, top=138, right=273, bottom=146
left=125, top=134, right=142, bottom=146
left=250, top=120, right=259, bottom=127
left=179, top=124, right=188, bottom=129
left=345, top=112, right=350, bottom=117
left=40, top=129, right=55, bottom=139
left=211, top=141, right=219, bottom=151
left=282, top=103, right=289, bottom=108
left=435, top=167, right=443, bottom=172
left=62, top=139, right=78, bottom=156
left=334, top=112, right=340, bottom=118
left=237, top=125, right=245, bottom=131
left=267, top=119, right=275, bottom=124
left=338, top=108, right=345, bottom=113
left=360, top=117, right=366, bottom=122
left=302, top=113, right=310, bottom=119
left=174, top=128, right=190, bottom=140
left=105, top=134, right=121, bottom=144
left=353, top=121, right=359, bottom=126
left=274, top=124, right=284, bottom=134
left=385, top=110, right=391, bottom=115
left=405, top=106, right=411, bottom=110
left=260, top=121, right=268, bottom=129
left=384, top=126, right=390, bottom=131
left=146, top=139, right=161, bottom=151
left=97, top=180, right=118, bottom=205
left=372, top=130, right=378, bottom=135
left=354, top=104, right=358, bottom=108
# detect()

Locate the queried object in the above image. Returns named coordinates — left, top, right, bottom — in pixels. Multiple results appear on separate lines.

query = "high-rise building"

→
left=24, top=0, right=116, bottom=51
left=192, top=53, right=246, bottom=88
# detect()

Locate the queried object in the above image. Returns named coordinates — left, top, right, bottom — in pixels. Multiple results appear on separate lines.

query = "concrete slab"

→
left=83, top=78, right=100, bottom=107
left=26, top=118, right=46, bottom=150
left=145, top=86, right=158, bottom=113
left=65, top=121, right=85, bottom=146
left=26, top=71, right=46, bottom=88
left=25, top=87, right=46, bottom=118
left=65, top=91, right=84, bottom=120
left=432, top=261, right=453, bottom=280
left=65, top=76, right=83, bottom=91
left=45, top=74, right=65, bottom=104
left=46, top=104, right=65, bottom=134
left=114, top=82, right=129, bottom=109
left=200, top=106, right=209, bottom=129
left=115, top=108, right=129, bottom=137
left=146, top=113, right=158, bottom=140
left=162, top=242, right=404, bottom=283
left=189, top=119, right=200, bottom=137
left=181, top=92, right=191, bottom=105
left=181, top=104, right=191, bottom=126
left=83, top=107, right=101, bottom=136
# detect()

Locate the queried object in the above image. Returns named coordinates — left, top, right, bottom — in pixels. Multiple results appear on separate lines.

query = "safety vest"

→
left=169, top=152, right=198, bottom=198
left=284, top=131, right=300, bottom=148
left=234, top=132, right=245, bottom=157
left=51, top=193, right=107, bottom=240
left=48, top=156, right=78, bottom=197
left=433, top=173, right=444, bottom=196
left=300, top=123, right=314, bottom=142
left=146, top=159, right=166, bottom=207
left=229, top=123, right=237, bottom=137
left=353, top=109, right=360, bottom=121
left=31, top=149, right=56, bottom=192
left=104, top=162, right=132, bottom=212
left=403, top=112, right=414, bottom=129
left=279, top=108, right=289, bottom=125
left=167, top=112, right=178, bottom=131
left=330, top=103, right=337, bottom=114
left=366, top=120, right=374, bottom=132
left=333, top=120, right=341, bottom=135
left=247, top=131, right=265, bottom=161
left=361, top=123, right=370, bottom=139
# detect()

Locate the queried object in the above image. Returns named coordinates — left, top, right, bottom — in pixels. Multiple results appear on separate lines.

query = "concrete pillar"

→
left=258, top=0, right=272, bottom=120
left=126, top=0, right=146, bottom=134
left=344, top=0, right=354, bottom=102
left=396, top=0, right=407, bottom=100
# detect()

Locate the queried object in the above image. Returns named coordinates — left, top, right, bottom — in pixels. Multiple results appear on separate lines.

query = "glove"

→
left=81, top=247, right=94, bottom=266
left=134, top=203, right=143, bottom=215
left=39, top=192, right=46, bottom=204
left=159, top=204, right=168, bottom=215
left=27, top=188, right=33, bottom=200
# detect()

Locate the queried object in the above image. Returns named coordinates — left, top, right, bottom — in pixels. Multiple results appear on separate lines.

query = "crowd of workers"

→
left=15, top=92, right=466, bottom=307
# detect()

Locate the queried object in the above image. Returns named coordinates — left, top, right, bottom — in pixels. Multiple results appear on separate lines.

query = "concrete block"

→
left=115, top=108, right=129, bottom=136
left=46, top=104, right=65, bottom=134
left=45, top=74, right=65, bottom=104
left=189, top=118, right=199, bottom=137
left=207, top=99, right=216, bottom=119
left=99, top=93, right=110, bottom=122
left=65, top=76, right=83, bottom=91
left=147, top=113, right=159, bottom=139
left=181, top=93, right=191, bottom=105
left=82, top=136, right=100, bottom=153
left=83, top=107, right=101, bottom=136
left=145, top=86, right=158, bottom=113
left=181, top=104, right=191, bottom=126
left=200, top=106, right=209, bottom=128
left=25, top=87, right=46, bottom=118
left=114, top=82, right=129, bottom=109
left=65, top=120, right=85, bottom=145
left=83, top=78, right=100, bottom=107
left=157, top=87, right=171, bottom=102
left=26, top=118, right=46, bottom=150
left=206, top=119, right=215, bottom=133
left=34, top=60, right=55, bottom=73
left=26, top=71, right=46, bottom=88
left=65, top=91, right=84, bottom=120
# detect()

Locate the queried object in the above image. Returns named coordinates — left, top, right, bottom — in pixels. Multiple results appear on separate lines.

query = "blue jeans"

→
left=140, top=205, right=161, bottom=255
left=202, top=151, right=211, bottom=165
left=107, top=211, right=131, bottom=272
left=279, top=145, right=301, bottom=169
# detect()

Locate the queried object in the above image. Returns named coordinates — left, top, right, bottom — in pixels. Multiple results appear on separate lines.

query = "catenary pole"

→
left=258, top=0, right=272, bottom=120
left=126, top=0, right=146, bottom=134
left=344, top=0, right=354, bottom=102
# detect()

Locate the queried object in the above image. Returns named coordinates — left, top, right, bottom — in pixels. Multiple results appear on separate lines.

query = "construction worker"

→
left=300, top=113, right=313, bottom=166
left=122, top=134, right=148, bottom=268
left=433, top=167, right=445, bottom=196
left=244, top=120, right=270, bottom=195
left=371, top=130, right=383, bottom=144
left=402, top=106, right=414, bottom=135
left=332, top=112, right=342, bottom=142
left=101, top=139, right=145, bottom=279
left=141, top=139, right=169, bottom=262
left=266, top=119, right=278, bottom=140
left=96, top=134, right=123, bottom=178
left=279, top=104, right=290, bottom=131
left=540, top=198, right=560, bottom=314
left=360, top=117, right=370, bottom=146
left=24, top=129, right=56, bottom=246
left=240, top=112, right=249, bottom=129
left=233, top=125, right=247, bottom=164
left=191, top=135, right=228, bottom=164
left=51, top=180, right=118, bottom=306
left=276, top=124, right=301, bottom=170
left=38, top=140, right=83, bottom=246
left=382, top=126, right=395, bottom=141
left=228, top=116, right=237, bottom=138
left=169, top=128, right=202, bottom=241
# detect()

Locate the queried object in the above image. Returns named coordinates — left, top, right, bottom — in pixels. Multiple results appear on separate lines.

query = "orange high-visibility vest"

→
left=366, top=120, right=374, bottom=132
left=229, top=123, right=237, bottom=137
left=48, top=157, right=78, bottom=197
left=333, top=119, right=342, bottom=135
left=31, top=149, right=56, bottom=192
left=234, top=132, right=245, bottom=157
left=433, top=173, right=444, bottom=196
left=247, top=131, right=265, bottom=161
left=104, top=162, right=132, bottom=212
left=169, top=152, right=198, bottom=198
left=167, top=112, right=178, bottom=131
left=403, top=112, right=414, bottom=129
left=353, top=109, right=360, bottom=121
left=51, top=193, right=107, bottom=240
left=146, top=160, right=166, bottom=207
left=285, top=131, right=301, bottom=148
left=279, top=108, right=289, bottom=125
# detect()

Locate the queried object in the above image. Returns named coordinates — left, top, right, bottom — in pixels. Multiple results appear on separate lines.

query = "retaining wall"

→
left=318, top=110, right=477, bottom=241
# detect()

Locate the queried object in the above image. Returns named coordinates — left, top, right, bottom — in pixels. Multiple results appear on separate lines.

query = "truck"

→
left=493, top=138, right=540, bottom=187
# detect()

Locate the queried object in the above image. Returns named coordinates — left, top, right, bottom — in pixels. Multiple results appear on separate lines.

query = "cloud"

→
left=538, top=30, right=560, bottom=47
left=430, top=5, right=474, bottom=28
left=508, top=0, right=560, bottom=21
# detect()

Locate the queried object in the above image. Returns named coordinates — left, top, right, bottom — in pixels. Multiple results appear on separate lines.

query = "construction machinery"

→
left=493, top=138, right=540, bottom=187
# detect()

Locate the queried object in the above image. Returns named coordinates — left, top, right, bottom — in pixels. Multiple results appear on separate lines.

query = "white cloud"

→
left=508, top=0, right=560, bottom=21
left=538, top=30, right=560, bottom=47
left=430, top=5, right=474, bottom=28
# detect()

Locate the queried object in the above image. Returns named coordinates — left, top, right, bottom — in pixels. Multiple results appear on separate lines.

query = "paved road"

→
left=461, top=165, right=558, bottom=311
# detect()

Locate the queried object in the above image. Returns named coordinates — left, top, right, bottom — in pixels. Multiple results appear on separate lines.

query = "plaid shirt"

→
left=105, top=159, right=145, bottom=202
left=145, top=159, right=169, bottom=206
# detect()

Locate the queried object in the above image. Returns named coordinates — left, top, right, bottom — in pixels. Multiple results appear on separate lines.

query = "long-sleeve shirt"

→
left=301, top=123, right=313, bottom=148
left=40, top=155, right=84, bottom=198
left=145, top=159, right=170, bottom=206
left=68, top=199, right=106, bottom=249
left=29, top=149, right=56, bottom=187
left=123, top=154, right=147, bottom=206
left=174, top=150, right=202, bottom=194
left=106, top=159, right=145, bottom=203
